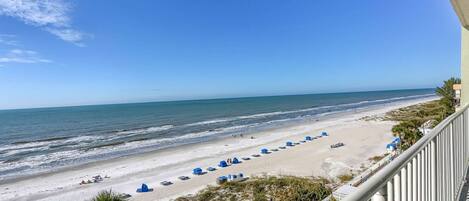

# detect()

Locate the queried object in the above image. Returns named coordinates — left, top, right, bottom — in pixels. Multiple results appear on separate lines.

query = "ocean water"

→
left=0, top=89, right=436, bottom=180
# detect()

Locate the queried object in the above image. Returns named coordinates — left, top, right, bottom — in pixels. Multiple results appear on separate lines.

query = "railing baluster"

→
left=388, top=180, right=394, bottom=201
left=426, top=145, right=430, bottom=199
left=412, top=157, right=417, bottom=201
left=431, top=139, right=436, bottom=201
left=422, top=147, right=426, bottom=201
left=407, top=162, right=412, bottom=201
left=394, top=173, right=401, bottom=201
left=449, top=122, right=455, bottom=198
left=444, top=127, right=448, bottom=199
left=437, top=134, right=442, bottom=201
left=401, top=168, right=407, bottom=201
left=417, top=152, right=421, bottom=201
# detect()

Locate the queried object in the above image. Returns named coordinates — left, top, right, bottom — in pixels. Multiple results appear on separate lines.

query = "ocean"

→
left=0, top=89, right=436, bottom=181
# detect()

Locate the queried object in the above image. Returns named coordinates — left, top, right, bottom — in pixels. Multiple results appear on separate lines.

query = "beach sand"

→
left=0, top=97, right=437, bottom=201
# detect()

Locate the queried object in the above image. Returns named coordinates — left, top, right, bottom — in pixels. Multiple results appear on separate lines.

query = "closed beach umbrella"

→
left=386, top=143, right=396, bottom=152
left=219, top=160, right=228, bottom=167
left=193, top=167, right=203, bottom=175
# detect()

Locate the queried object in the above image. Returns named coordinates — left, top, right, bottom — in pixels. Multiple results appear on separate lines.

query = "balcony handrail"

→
left=344, top=103, right=469, bottom=200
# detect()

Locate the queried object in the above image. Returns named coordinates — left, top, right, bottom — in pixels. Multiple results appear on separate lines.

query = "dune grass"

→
left=336, top=174, right=354, bottom=183
left=175, top=176, right=332, bottom=201
left=90, top=190, right=127, bottom=201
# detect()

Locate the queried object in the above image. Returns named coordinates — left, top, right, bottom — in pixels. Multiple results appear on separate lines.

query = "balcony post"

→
left=461, top=28, right=469, bottom=105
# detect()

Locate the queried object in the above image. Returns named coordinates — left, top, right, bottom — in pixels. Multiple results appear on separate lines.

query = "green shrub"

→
left=91, top=190, right=127, bottom=201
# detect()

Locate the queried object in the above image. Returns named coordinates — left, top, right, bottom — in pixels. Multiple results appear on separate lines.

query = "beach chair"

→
left=207, top=167, right=217, bottom=171
left=330, top=142, right=344, bottom=149
left=160, top=181, right=173, bottom=186
left=178, top=176, right=190, bottom=180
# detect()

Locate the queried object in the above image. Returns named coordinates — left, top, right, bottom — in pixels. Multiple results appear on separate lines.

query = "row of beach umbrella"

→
left=136, top=131, right=329, bottom=193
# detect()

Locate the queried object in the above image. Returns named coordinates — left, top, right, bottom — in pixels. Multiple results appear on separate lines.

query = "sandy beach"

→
left=0, top=96, right=437, bottom=201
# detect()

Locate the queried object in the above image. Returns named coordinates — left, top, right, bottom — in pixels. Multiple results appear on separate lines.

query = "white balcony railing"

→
left=344, top=104, right=469, bottom=201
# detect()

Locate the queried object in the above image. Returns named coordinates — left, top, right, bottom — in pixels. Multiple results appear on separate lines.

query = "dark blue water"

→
left=0, top=89, right=436, bottom=180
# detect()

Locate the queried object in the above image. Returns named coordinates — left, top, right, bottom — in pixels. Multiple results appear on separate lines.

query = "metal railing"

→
left=344, top=104, right=469, bottom=201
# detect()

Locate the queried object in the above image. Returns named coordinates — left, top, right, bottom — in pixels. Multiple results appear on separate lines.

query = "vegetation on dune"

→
left=175, top=176, right=332, bottom=201
left=336, top=174, right=354, bottom=183
left=90, top=190, right=128, bottom=201
left=436, top=77, right=461, bottom=116
left=368, top=154, right=388, bottom=162
left=386, top=78, right=460, bottom=150
left=386, top=100, right=444, bottom=150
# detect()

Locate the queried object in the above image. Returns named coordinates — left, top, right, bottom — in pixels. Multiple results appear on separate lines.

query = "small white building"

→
left=419, top=120, right=436, bottom=135
left=454, top=84, right=462, bottom=107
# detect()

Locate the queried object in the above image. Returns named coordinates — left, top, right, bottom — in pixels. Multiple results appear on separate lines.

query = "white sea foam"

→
left=181, top=93, right=436, bottom=128
left=115, top=125, right=174, bottom=136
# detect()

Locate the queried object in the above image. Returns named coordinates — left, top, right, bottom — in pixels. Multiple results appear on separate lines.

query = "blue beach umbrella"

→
left=219, top=160, right=228, bottom=167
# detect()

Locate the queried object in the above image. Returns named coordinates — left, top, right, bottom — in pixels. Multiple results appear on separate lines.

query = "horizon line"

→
left=0, top=87, right=437, bottom=112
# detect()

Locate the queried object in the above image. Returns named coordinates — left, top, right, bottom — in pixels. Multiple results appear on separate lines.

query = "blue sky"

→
left=0, top=0, right=462, bottom=109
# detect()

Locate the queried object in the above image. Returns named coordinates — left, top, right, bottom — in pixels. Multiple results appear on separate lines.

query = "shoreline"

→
left=0, top=96, right=438, bottom=201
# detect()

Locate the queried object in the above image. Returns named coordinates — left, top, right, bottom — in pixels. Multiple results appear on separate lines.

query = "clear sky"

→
left=0, top=0, right=462, bottom=109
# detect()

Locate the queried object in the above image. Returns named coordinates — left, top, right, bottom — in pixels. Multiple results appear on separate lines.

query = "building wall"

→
left=461, top=27, right=469, bottom=105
